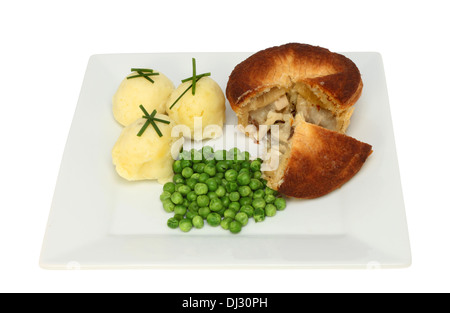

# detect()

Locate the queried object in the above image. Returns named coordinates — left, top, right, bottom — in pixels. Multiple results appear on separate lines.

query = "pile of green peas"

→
left=160, top=147, right=287, bottom=234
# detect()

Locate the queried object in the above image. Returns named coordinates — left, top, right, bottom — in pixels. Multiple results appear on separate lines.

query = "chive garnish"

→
left=169, top=83, right=194, bottom=110
left=130, top=68, right=153, bottom=72
left=181, top=72, right=211, bottom=83
left=192, top=58, right=197, bottom=95
left=136, top=105, right=170, bottom=137
left=127, top=68, right=158, bottom=83
left=127, top=72, right=160, bottom=79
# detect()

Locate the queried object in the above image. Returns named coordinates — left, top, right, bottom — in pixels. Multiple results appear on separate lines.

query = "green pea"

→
left=186, top=178, right=198, bottom=190
left=253, top=171, right=262, bottom=179
left=178, top=185, right=191, bottom=196
left=179, top=150, right=190, bottom=160
left=221, top=196, right=231, bottom=208
left=162, top=199, right=175, bottom=213
left=191, top=173, right=200, bottom=180
left=193, top=162, right=206, bottom=173
left=235, top=212, right=249, bottom=226
left=208, top=191, right=219, bottom=200
left=182, top=198, right=189, bottom=207
left=209, top=198, right=223, bottom=212
left=217, top=207, right=226, bottom=217
left=194, top=183, right=208, bottom=195
left=216, top=161, right=228, bottom=173
left=252, top=189, right=265, bottom=199
left=231, top=163, right=241, bottom=172
left=206, top=213, right=221, bottom=227
left=190, top=149, right=203, bottom=163
left=172, top=160, right=182, bottom=173
left=225, top=169, right=238, bottom=182
left=192, top=215, right=204, bottom=229
left=215, top=172, right=224, bottom=179
left=160, top=191, right=172, bottom=201
left=226, top=182, right=238, bottom=192
left=167, top=217, right=179, bottom=229
left=204, top=163, right=217, bottom=176
left=243, top=152, right=251, bottom=161
left=264, top=194, right=276, bottom=204
left=238, top=185, right=252, bottom=197
left=250, top=160, right=261, bottom=172
left=198, top=173, right=210, bottom=183
left=229, top=191, right=240, bottom=202
left=225, top=159, right=234, bottom=167
left=205, top=178, right=218, bottom=192
left=181, top=167, right=194, bottom=178
left=188, top=201, right=199, bottom=213
left=180, top=159, right=192, bottom=169
left=252, top=198, right=266, bottom=209
left=174, top=205, right=187, bottom=216
left=239, top=197, right=252, bottom=206
left=237, top=172, right=251, bottom=186
left=265, top=187, right=278, bottom=196
left=173, top=174, right=185, bottom=184
left=179, top=219, right=193, bottom=232
left=173, top=214, right=184, bottom=221
left=239, top=168, right=250, bottom=175
left=202, top=146, right=214, bottom=156
left=253, top=207, right=265, bottom=222
left=228, top=201, right=240, bottom=213
left=197, top=195, right=210, bottom=207
left=274, top=198, right=287, bottom=211
left=170, top=192, right=183, bottom=205
left=198, top=207, right=211, bottom=218
left=163, top=182, right=176, bottom=193
left=215, top=185, right=226, bottom=198
left=214, top=150, right=227, bottom=161
left=249, top=179, right=263, bottom=191
left=186, top=210, right=198, bottom=220
left=223, top=209, right=236, bottom=219
left=229, top=220, right=242, bottom=234
left=240, top=205, right=254, bottom=217
left=220, top=217, right=233, bottom=230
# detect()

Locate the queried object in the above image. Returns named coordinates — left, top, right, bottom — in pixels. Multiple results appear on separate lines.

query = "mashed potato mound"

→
left=166, top=77, right=225, bottom=140
left=113, top=71, right=174, bottom=126
left=112, top=114, right=179, bottom=184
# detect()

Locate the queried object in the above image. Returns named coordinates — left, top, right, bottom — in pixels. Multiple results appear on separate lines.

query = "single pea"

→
left=253, top=171, right=262, bottom=179
left=163, top=182, right=176, bottom=193
left=238, top=185, right=252, bottom=197
left=225, top=169, right=238, bottom=182
left=193, top=162, right=206, bottom=173
left=265, top=204, right=277, bottom=217
left=180, top=159, right=192, bottom=169
left=198, top=173, right=210, bottom=183
left=216, top=161, right=228, bottom=173
left=239, top=197, right=252, bottom=206
left=194, top=183, right=208, bottom=195
left=274, top=198, right=287, bottom=211
left=235, top=212, right=249, bottom=226
left=174, top=205, right=187, bottom=216
left=240, top=204, right=254, bottom=217
left=178, top=185, right=191, bottom=196
left=239, top=168, right=250, bottom=175
left=220, top=217, right=233, bottom=230
left=249, top=179, right=263, bottom=191
left=229, top=220, right=242, bottom=234
left=215, top=172, right=224, bottom=179
left=250, top=160, right=261, bottom=172
left=191, top=173, right=200, bottom=180
left=205, top=178, right=218, bottom=192
left=181, top=167, right=194, bottom=178
left=226, top=182, right=238, bottom=192
left=198, top=207, right=211, bottom=219
left=265, top=187, right=278, bottom=196
left=197, top=195, right=210, bottom=207
left=188, top=201, right=199, bottom=213
left=241, top=161, right=250, bottom=169
left=223, top=208, right=236, bottom=219
left=229, top=191, right=240, bottom=202
left=172, top=160, right=182, bottom=174
left=174, top=183, right=184, bottom=192
left=237, top=172, right=251, bottom=186
left=214, top=150, right=227, bottom=161
left=221, top=196, right=231, bottom=208
left=253, top=189, right=265, bottom=199
left=203, top=153, right=215, bottom=162
left=264, top=194, right=276, bottom=204
left=202, top=145, right=214, bottom=156
left=182, top=198, right=189, bottom=207
left=206, top=213, right=221, bottom=227
left=221, top=178, right=228, bottom=187
left=186, top=178, right=198, bottom=190
left=217, top=207, right=226, bottom=217
left=173, top=174, right=185, bottom=184
left=167, top=217, right=179, bottom=229
left=254, top=207, right=265, bottom=222
left=186, top=210, right=198, bottom=220
left=162, top=199, right=175, bottom=213
left=170, top=192, right=183, bottom=205
left=204, top=163, right=217, bottom=176
left=173, top=214, right=184, bottom=221
left=179, top=150, right=190, bottom=160
left=160, top=191, right=172, bottom=201
left=209, top=198, right=223, bottom=212
left=190, top=149, right=203, bottom=163
left=179, top=219, right=193, bottom=232
left=215, top=185, right=226, bottom=198
left=252, top=198, right=266, bottom=210
left=192, top=215, right=204, bottom=229
left=231, top=163, right=241, bottom=172
left=208, top=191, right=219, bottom=200
left=228, top=201, right=241, bottom=213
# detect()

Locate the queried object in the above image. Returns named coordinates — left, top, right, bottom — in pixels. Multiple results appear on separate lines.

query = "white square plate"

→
left=40, top=51, right=411, bottom=269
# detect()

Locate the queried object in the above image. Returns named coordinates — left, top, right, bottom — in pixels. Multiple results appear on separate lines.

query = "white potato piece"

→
left=166, top=77, right=225, bottom=140
left=112, top=114, right=179, bottom=184
left=113, top=71, right=174, bottom=126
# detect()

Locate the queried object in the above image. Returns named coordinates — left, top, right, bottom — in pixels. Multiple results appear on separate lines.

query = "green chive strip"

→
left=149, top=119, right=163, bottom=137
left=137, top=70, right=154, bottom=83
left=127, top=72, right=160, bottom=79
left=139, top=105, right=150, bottom=117
left=169, top=84, right=193, bottom=110
left=130, top=68, right=154, bottom=72
left=137, top=119, right=152, bottom=137
left=181, top=72, right=211, bottom=83
left=136, top=107, right=170, bottom=137
left=192, top=58, right=197, bottom=95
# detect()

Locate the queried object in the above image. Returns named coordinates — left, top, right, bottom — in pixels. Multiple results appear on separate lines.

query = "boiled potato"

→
left=113, top=71, right=174, bottom=126
left=112, top=114, right=179, bottom=184
left=166, top=77, right=225, bottom=140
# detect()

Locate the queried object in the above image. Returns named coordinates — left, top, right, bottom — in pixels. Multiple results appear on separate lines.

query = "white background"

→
left=1, top=0, right=449, bottom=293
